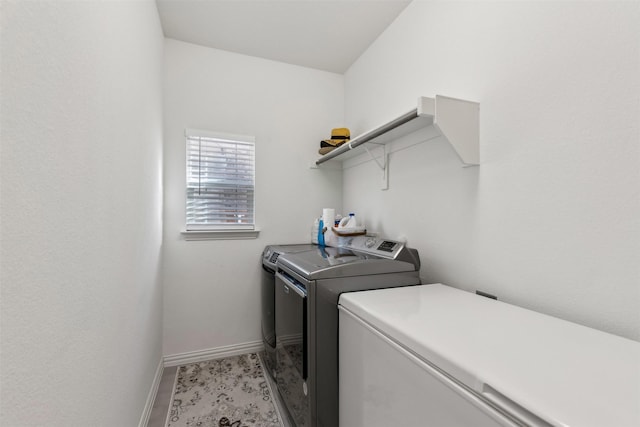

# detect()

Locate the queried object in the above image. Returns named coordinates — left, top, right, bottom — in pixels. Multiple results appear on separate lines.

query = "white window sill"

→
left=181, top=229, right=261, bottom=241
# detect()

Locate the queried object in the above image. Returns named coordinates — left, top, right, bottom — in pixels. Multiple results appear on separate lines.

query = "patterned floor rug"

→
left=165, top=353, right=283, bottom=427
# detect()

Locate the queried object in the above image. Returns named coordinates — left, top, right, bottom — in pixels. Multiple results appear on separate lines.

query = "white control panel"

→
left=342, top=235, right=405, bottom=259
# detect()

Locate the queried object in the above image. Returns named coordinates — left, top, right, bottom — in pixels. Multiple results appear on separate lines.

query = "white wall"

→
left=343, top=1, right=640, bottom=340
left=163, top=39, right=343, bottom=356
left=0, top=1, right=164, bottom=425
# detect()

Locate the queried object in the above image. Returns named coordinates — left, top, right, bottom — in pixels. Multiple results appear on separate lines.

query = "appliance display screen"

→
left=377, top=241, right=397, bottom=252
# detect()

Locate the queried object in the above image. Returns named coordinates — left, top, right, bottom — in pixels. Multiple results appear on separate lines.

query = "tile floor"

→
left=147, top=355, right=291, bottom=427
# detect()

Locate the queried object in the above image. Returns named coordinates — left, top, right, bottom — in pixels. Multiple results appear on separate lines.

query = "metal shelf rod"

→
left=315, top=108, right=418, bottom=165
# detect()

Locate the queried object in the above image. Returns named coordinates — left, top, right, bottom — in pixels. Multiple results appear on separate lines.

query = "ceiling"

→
left=155, top=0, right=411, bottom=74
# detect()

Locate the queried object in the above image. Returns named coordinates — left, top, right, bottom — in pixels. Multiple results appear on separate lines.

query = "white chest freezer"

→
left=338, top=284, right=640, bottom=427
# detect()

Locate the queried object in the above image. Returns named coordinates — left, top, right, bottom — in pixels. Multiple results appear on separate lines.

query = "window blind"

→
left=186, top=130, right=255, bottom=230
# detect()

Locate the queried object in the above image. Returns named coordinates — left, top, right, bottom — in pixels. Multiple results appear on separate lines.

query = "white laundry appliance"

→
left=339, top=284, right=640, bottom=427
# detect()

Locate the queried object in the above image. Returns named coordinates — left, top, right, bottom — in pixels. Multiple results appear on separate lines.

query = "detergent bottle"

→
left=339, top=213, right=357, bottom=228
left=317, top=218, right=325, bottom=246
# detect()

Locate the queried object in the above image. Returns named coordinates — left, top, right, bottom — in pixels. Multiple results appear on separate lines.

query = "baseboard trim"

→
left=163, top=340, right=265, bottom=367
left=139, top=357, right=164, bottom=427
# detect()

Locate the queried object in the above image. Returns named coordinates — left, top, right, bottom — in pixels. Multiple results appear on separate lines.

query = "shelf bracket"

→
left=363, top=143, right=389, bottom=190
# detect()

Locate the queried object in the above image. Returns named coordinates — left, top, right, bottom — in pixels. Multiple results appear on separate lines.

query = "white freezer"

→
left=338, top=284, right=640, bottom=427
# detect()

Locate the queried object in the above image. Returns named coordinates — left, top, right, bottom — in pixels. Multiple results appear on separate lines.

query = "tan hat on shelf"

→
left=318, top=127, right=350, bottom=155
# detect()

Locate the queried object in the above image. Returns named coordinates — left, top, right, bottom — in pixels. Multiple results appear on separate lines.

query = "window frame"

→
left=182, top=128, right=259, bottom=240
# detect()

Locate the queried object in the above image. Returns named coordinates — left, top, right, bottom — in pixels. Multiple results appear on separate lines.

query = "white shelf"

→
left=315, top=95, right=480, bottom=167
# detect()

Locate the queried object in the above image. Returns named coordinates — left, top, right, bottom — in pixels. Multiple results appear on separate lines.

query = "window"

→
left=185, top=129, right=255, bottom=232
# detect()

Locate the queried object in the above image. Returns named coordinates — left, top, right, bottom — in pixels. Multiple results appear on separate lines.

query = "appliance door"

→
left=275, top=271, right=310, bottom=426
left=339, top=306, right=520, bottom=427
left=261, top=263, right=277, bottom=377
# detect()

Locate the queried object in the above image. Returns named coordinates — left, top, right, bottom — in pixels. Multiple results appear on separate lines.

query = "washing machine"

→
left=273, top=235, right=421, bottom=426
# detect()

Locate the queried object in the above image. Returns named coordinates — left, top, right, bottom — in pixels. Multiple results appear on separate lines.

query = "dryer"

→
left=261, top=244, right=316, bottom=379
